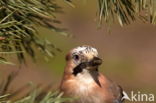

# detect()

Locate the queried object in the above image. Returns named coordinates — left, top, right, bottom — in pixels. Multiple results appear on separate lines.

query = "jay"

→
left=60, top=46, right=125, bottom=103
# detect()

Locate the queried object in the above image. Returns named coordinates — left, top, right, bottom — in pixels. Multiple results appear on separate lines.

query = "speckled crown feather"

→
left=71, top=46, right=98, bottom=56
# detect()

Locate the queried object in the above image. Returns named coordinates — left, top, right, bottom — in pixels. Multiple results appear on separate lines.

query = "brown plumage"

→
left=60, top=46, right=124, bottom=103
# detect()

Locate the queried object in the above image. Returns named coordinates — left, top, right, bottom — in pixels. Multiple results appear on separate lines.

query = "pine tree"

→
left=0, top=0, right=65, bottom=64
left=98, top=0, right=156, bottom=26
left=0, top=0, right=156, bottom=102
left=0, top=0, right=156, bottom=64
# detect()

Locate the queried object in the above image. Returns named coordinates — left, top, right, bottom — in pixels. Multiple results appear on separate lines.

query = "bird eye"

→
left=73, top=55, right=79, bottom=61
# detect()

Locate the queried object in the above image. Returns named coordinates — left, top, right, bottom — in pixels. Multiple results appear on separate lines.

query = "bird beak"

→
left=73, top=57, right=102, bottom=73
left=89, top=57, right=102, bottom=66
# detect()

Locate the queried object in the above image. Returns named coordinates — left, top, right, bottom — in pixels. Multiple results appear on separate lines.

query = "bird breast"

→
left=61, top=70, right=104, bottom=103
left=61, top=72, right=122, bottom=103
left=74, top=70, right=95, bottom=93
left=65, top=69, right=95, bottom=94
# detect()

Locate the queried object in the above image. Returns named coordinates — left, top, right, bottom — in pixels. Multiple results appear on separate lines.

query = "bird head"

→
left=65, top=46, right=102, bottom=75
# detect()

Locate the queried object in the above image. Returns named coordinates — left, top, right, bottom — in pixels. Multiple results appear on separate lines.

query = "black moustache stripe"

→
left=72, top=57, right=102, bottom=76
left=72, top=62, right=89, bottom=76
left=72, top=59, right=99, bottom=76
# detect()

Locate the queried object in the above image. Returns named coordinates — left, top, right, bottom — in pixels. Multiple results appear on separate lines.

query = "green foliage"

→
left=0, top=0, right=63, bottom=64
left=1, top=0, right=156, bottom=64
left=0, top=72, right=72, bottom=103
left=0, top=57, right=14, bottom=65
left=0, top=91, right=71, bottom=103
left=98, top=0, right=156, bottom=26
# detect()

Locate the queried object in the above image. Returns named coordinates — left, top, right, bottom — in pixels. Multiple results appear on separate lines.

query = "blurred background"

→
left=0, top=0, right=156, bottom=102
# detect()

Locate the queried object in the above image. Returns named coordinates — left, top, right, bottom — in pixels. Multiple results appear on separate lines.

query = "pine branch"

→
left=0, top=0, right=64, bottom=64
left=0, top=72, right=73, bottom=103
left=98, top=0, right=156, bottom=26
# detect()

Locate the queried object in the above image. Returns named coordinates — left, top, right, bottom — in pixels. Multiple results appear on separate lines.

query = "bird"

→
left=60, top=45, right=125, bottom=103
